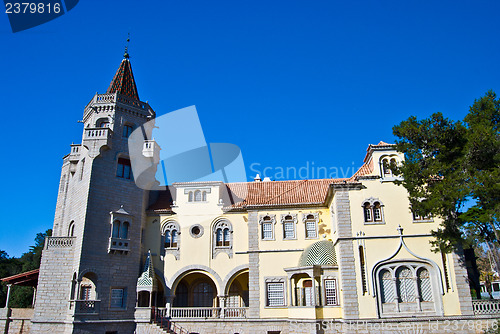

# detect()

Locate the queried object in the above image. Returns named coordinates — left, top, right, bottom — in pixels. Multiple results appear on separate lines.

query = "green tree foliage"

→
left=392, top=91, right=500, bottom=259
left=0, top=229, right=52, bottom=308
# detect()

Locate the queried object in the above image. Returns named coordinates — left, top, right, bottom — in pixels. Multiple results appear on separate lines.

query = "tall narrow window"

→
left=304, top=214, right=318, bottom=239
left=171, top=230, right=178, bottom=247
left=380, top=269, right=395, bottom=303
left=266, top=283, right=285, bottom=306
left=120, top=222, right=129, bottom=239
left=81, top=286, right=91, bottom=300
left=223, top=228, right=230, bottom=246
left=216, top=228, right=223, bottom=247
left=324, top=279, right=338, bottom=306
left=112, top=220, right=120, bottom=238
left=202, top=191, right=207, bottom=201
left=363, top=203, right=372, bottom=222
left=396, top=267, right=415, bottom=303
left=188, top=191, right=193, bottom=202
left=194, top=190, right=202, bottom=201
left=359, top=246, right=367, bottom=295
left=68, top=221, right=75, bottom=237
left=79, top=158, right=85, bottom=181
left=282, top=215, right=295, bottom=240
left=373, top=202, right=382, bottom=221
left=417, top=268, right=433, bottom=302
left=117, top=158, right=132, bottom=179
left=122, top=125, right=133, bottom=138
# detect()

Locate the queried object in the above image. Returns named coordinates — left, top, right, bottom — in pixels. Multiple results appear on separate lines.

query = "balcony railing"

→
left=45, top=237, right=75, bottom=249
left=152, top=307, right=189, bottom=334
left=84, top=127, right=112, bottom=141
left=70, top=300, right=100, bottom=314
left=472, top=299, right=500, bottom=315
left=170, top=307, right=221, bottom=318
left=69, top=144, right=81, bottom=162
left=108, top=237, right=130, bottom=253
left=224, top=307, right=247, bottom=318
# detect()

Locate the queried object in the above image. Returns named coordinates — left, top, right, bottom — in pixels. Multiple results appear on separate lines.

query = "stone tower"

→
left=32, top=52, right=156, bottom=334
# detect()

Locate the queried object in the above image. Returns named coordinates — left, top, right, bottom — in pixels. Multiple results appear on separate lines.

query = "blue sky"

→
left=0, top=0, right=499, bottom=257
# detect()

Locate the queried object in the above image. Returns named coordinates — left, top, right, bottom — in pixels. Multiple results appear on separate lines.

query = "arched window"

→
left=188, top=191, right=193, bottom=202
left=377, top=263, right=437, bottom=315
left=120, top=222, right=129, bottom=239
left=362, top=198, right=385, bottom=224
left=97, top=118, right=110, bottom=128
left=417, top=268, right=433, bottom=302
left=281, top=214, right=296, bottom=240
left=373, top=202, right=382, bottom=222
left=260, top=215, right=276, bottom=240
left=214, top=220, right=232, bottom=248
left=68, top=221, right=75, bottom=237
left=303, top=213, right=318, bottom=239
left=380, top=269, right=394, bottom=303
left=396, top=266, right=415, bottom=303
left=163, top=221, right=180, bottom=249
left=112, top=220, right=120, bottom=238
left=193, top=282, right=215, bottom=307
left=202, top=191, right=207, bottom=201
left=223, top=228, right=230, bottom=246
left=194, top=190, right=202, bottom=201
left=174, top=282, right=188, bottom=307
left=382, top=158, right=391, bottom=175
left=213, top=219, right=233, bottom=258
left=216, top=228, right=223, bottom=246
left=363, top=203, right=372, bottom=222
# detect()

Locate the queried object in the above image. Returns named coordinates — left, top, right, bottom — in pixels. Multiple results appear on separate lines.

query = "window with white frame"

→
left=212, top=219, right=233, bottom=258
left=260, top=215, right=276, bottom=240
left=281, top=214, right=297, bottom=240
left=380, top=156, right=399, bottom=178
left=378, top=263, right=435, bottom=313
left=266, top=282, right=285, bottom=306
left=362, top=198, right=385, bottom=224
left=324, top=279, right=338, bottom=306
left=187, top=188, right=210, bottom=202
left=110, top=288, right=126, bottom=308
left=412, top=211, right=433, bottom=222
left=163, top=221, right=180, bottom=248
left=303, top=213, right=319, bottom=239
left=111, top=220, right=129, bottom=239
left=214, top=220, right=231, bottom=247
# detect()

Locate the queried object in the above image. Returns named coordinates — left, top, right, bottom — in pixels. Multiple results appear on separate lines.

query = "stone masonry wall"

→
left=334, top=189, right=360, bottom=320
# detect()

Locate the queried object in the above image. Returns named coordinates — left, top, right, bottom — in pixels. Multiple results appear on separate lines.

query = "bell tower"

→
left=32, top=51, right=156, bottom=334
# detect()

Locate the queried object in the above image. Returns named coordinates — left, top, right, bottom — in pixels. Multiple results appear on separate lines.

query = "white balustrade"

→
left=472, top=299, right=500, bottom=315
left=45, top=237, right=74, bottom=249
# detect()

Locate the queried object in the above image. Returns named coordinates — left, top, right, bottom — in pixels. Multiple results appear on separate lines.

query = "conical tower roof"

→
left=107, top=55, right=139, bottom=100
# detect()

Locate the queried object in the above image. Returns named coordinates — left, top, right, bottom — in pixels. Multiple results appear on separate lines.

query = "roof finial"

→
left=124, top=32, right=130, bottom=59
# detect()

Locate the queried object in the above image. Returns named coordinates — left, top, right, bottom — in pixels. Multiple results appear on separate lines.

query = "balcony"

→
left=472, top=299, right=500, bottom=315
left=142, top=140, right=161, bottom=163
left=83, top=127, right=112, bottom=158
left=70, top=300, right=100, bottom=315
left=44, top=237, right=75, bottom=249
left=168, top=307, right=248, bottom=319
left=68, top=144, right=81, bottom=162
left=108, top=237, right=130, bottom=253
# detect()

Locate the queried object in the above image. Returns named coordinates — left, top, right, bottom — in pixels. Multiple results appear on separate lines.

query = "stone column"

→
left=5, top=284, right=12, bottom=308
left=247, top=211, right=260, bottom=318
left=218, top=296, right=226, bottom=318
left=452, top=250, right=474, bottom=315
left=335, top=189, right=360, bottom=319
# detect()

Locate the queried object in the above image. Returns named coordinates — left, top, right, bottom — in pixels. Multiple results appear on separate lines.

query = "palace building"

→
left=3, top=53, right=497, bottom=334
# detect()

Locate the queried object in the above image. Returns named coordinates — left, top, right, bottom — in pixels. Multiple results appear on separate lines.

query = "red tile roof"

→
left=107, top=58, right=139, bottom=100
left=0, top=269, right=39, bottom=287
